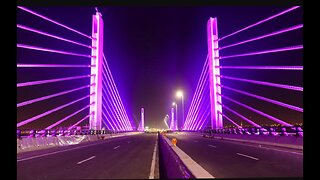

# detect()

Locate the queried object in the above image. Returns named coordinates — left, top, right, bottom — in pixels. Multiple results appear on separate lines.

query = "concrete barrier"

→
left=158, top=133, right=214, bottom=179
left=17, top=132, right=141, bottom=153
left=158, top=133, right=194, bottom=179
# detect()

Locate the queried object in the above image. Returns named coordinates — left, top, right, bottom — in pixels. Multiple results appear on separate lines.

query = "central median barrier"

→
left=17, top=132, right=142, bottom=153
left=158, top=132, right=214, bottom=179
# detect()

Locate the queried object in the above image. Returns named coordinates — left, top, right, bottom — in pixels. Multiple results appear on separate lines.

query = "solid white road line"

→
left=208, top=145, right=216, bottom=148
left=113, top=146, right=120, bottom=150
left=258, top=145, right=303, bottom=155
left=77, top=156, right=96, bottom=164
left=236, top=153, right=259, bottom=161
left=149, top=135, right=158, bottom=179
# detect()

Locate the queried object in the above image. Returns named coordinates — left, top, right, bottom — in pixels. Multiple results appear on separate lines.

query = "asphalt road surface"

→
left=166, top=132, right=303, bottom=178
left=17, top=133, right=158, bottom=179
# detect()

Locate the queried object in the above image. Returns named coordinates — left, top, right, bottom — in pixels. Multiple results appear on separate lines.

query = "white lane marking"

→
left=236, top=153, right=259, bottom=161
left=208, top=145, right=216, bottom=148
left=77, top=156, right=96, bottom=164
left=113, top=145, right=120, bottom=150
left=258, top=145, right=303, bottom=155
left=149, top=135, right=158, bottom=179
left=17, top=136, right=131, bottom=162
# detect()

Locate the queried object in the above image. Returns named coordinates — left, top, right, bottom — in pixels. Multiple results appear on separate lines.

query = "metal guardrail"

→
left=17, top=129, right=134, bottom=138
left=185, top=126, right=303, bottom=137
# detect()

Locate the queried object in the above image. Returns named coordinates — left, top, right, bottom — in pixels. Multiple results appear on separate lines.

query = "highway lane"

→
left=166, top=132, right=303, bottom=178
left=17, top=133, right=158, bottom=179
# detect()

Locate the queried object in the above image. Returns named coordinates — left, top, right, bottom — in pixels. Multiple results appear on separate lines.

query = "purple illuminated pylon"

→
left=207, top=17, right=223, bottom=130
left=89, top=11, right=104, bottom=130
left=170, top=107, right=175, bottom=130
left=140, top=108, right=145, bottom=131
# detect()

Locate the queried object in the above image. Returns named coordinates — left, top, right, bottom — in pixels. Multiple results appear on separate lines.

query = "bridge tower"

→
left=207, top=17, right=223, bottom=129
left=141, top=108, right=145, bottom=131
left=89, top=10, right=104, bottom=130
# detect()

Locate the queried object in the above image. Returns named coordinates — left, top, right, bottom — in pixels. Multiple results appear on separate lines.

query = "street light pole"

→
left=176, top=90, right=184, bottom=131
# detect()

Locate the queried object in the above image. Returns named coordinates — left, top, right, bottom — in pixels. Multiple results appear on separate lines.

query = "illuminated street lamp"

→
left=176, top=90, right=184, bottom=130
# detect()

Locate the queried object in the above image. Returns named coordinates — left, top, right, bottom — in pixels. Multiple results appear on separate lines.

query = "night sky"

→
left=17, top=5, right=303, bottom=130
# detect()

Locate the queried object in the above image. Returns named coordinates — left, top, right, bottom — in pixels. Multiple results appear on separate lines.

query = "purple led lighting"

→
left=102, top=68, right=130, bottom=130
left=102, top=106, right=118, bottom=131
left=170, top=107, right=175, bottom=130
left=184, top=57, right=209, bottom=130
left=102, top=84, right=128, bottom=131
left=17, top=93, right=94, bottom=128
left=102, top=98, right=122, bottom=131
left=101, top=116, right=112, bottom=130
left=102, top=81, right=129, bottom=130
left=184, top=67, right=209, bottom=130
left=102, top=109, right=118, bottom=131
left=17, top=64, right=94, bottom=68
left=103, top=55, right=132, bottom=130
left=102, top=104, right=120, bottom=131
left=218, top=84, right=303, bottom=112
left=17, top=44, right=93, bottom=58
left=217, top=45, right=303, bottom=60
left=184, top=59, right=209, bottom=129
left=189, top=83, right=209, bottom=130
left=102, top=87, right=127, bottom=131
left=68, top=112, right=93, bottom=130
left=217, top=75, right=303, bottom=91
left=193, top=104, right=210, bottom=131
left=185, top=78, right=209, bottom=130
left=218, top=6, right=300, bottom=41
left=216, top=66, right=303, bottom=70
left=141, top=108, right=145, bottom=131
left=102, top=74, right=129, bottom=130
left=218, top=24, right=303, bottom=50
left=17, top=74, right=93, bottom=87
left=190, top=89, right=210, bottom=130
left=45, top=103, right=93, bottom=130
left=217, top=111, right=241, bottom=128
left=17, top=84, right=94, bottom=107
left=17, top=6, right=93, bottom=39
left=17, top=24, right=93, bottom=49
left=207, top=17, right=223, bottom=130
left=218, top=101, right=261, bottom=128
left=89, top=11, right=104, bottom=131
left=219, top=93, right=293, bottom=127
left=195, top=108, right=211, bottom=131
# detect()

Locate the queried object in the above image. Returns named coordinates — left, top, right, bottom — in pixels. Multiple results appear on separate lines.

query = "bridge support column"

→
left=89, top=11, right=104, bottom=130
left=207, top=17, right=223, bottom=129
left=171, top=107, right=175, bottom=131
left=141, top=108, right=145, bottom=131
